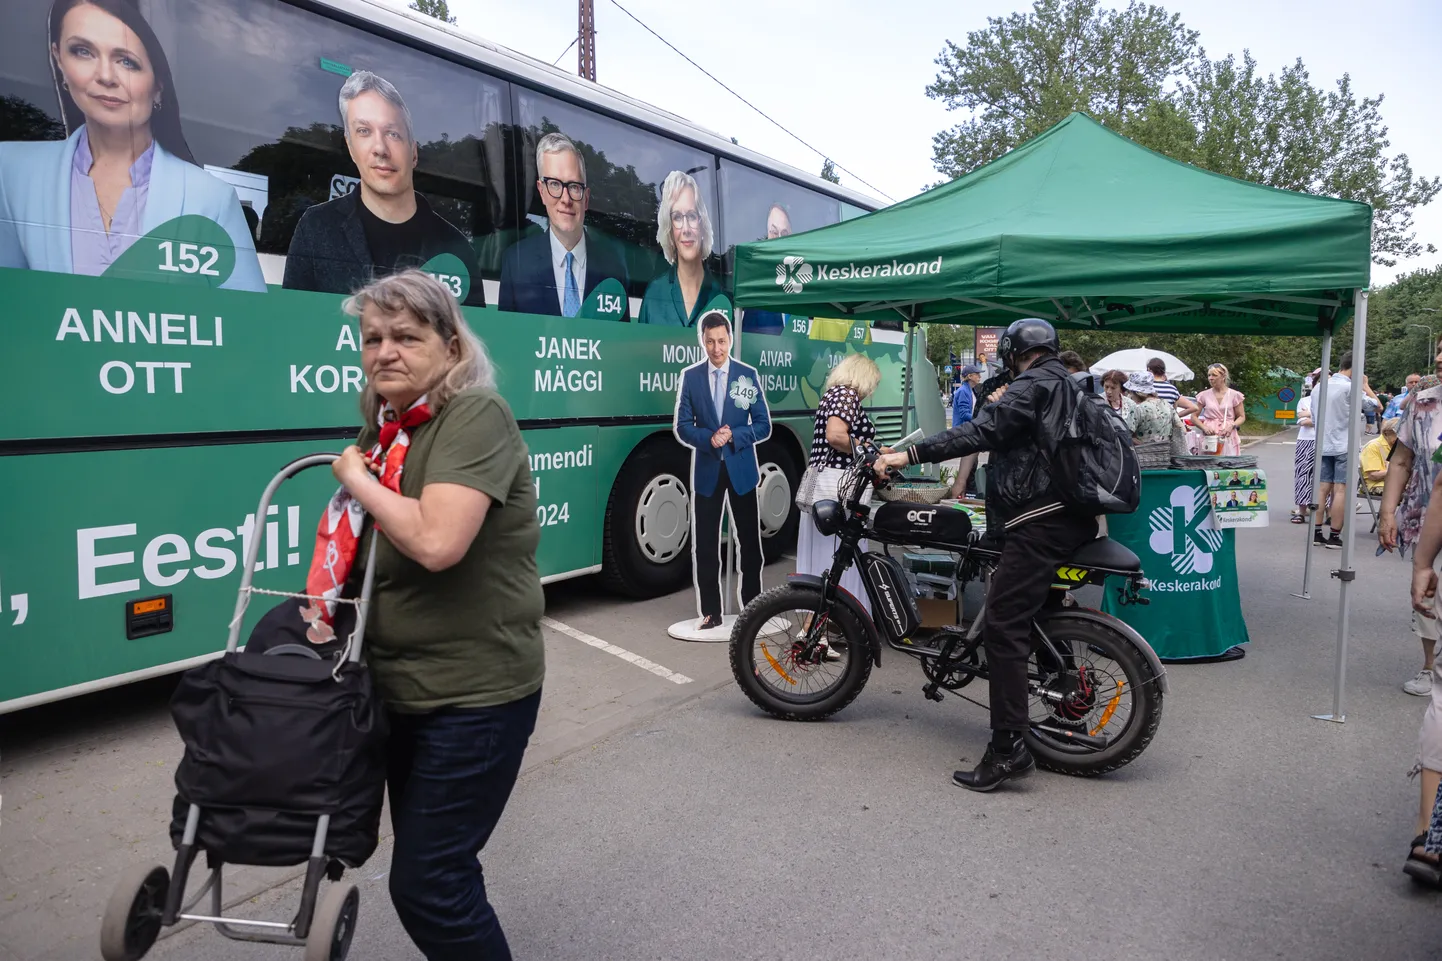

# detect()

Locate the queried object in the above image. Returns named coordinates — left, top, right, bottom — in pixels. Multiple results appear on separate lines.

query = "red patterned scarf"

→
left=299, top=397, right=432, bottom=642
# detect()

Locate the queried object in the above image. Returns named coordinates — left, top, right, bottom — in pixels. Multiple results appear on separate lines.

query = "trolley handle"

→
left=224, top=452, right=376, bottom=665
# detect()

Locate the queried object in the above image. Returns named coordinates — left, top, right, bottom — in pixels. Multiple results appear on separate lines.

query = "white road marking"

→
left=541, top=617, right=695, bottom=685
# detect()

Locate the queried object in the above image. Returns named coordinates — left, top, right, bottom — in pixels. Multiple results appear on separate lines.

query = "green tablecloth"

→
left=1101, top=469, right=1250, bottom=660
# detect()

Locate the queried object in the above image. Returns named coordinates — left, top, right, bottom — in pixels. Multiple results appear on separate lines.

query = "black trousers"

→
left=693, top=461, right=763, bottom=618
left=386, top=690, right=540, bottom=961
left=982, top=510, right=1098, bottom=733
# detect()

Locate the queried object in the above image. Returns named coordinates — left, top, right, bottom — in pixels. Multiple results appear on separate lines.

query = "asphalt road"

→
left=5, top=433, right=1442, bottom=961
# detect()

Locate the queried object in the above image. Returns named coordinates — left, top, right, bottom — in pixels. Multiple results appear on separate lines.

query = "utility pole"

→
left=577, top=0, right=596, bottom=81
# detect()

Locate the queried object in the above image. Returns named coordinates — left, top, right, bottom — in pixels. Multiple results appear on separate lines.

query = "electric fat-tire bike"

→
left=729, top=446, right=1167, bottom=776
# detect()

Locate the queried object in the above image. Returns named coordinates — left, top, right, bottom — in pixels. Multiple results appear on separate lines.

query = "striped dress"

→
left=1293, top=395, right=1316, bottom=507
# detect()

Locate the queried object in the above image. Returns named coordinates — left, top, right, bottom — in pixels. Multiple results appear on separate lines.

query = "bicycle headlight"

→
left=813, top=500, right=844, bottom=536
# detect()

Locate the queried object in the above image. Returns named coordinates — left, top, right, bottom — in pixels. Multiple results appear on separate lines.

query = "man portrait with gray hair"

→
left=498, top=130, right=629, bottom=318
left=283, top=70, right=485, bottom=306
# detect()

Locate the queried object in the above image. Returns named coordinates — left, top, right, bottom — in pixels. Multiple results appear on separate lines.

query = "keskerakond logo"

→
left=1148, top=484, right=1224, bottom=575
left=774, top=255, right=942, bottom=294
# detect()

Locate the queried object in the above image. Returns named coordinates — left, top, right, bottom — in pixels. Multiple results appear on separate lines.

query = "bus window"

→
left=161, top=0, right=512, bottom=306
left=717, top=160, right=841, bottom=334
left=508, top=88, right=721, bottom=324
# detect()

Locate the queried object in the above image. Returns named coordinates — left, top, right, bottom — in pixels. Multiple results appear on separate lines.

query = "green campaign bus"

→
left=0, top=0, right=941, bottom=712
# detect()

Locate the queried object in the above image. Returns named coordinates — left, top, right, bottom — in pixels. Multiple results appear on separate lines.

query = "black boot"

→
left=953, top=740, right=1035, bottom=792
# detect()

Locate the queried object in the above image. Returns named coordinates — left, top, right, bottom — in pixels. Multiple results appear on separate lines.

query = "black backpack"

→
left=1046, top=373, right=1141, bottom=515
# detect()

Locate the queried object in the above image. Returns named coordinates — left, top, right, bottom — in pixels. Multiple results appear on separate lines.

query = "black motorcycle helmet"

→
left=997, top=318, right=1060, bottom=373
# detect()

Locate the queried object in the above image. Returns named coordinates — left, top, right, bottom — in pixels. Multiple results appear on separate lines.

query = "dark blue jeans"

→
left=386, top=690, right=540, bottom=961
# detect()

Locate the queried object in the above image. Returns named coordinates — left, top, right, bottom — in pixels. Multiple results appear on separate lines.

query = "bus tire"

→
left=601, top=440, right=694, bottom=598
left=756, top=439, right=802, bottom=563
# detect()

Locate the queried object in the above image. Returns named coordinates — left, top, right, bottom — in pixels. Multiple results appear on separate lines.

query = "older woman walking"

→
left=327, top=270, right=543, bottom=960
left=797, top=354, right=881, bottom=620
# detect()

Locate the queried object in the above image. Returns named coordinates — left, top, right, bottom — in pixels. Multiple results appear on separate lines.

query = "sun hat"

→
left=1125, top=371, right=1158, bottom=396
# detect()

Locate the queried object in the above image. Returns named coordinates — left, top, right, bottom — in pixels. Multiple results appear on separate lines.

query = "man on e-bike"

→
left=874, top=318, right=1098, bottom=792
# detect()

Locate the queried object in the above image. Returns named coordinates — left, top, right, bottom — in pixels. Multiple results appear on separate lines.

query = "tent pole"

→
left=1314, top=289, right=1368, bottom=724
left=725, top=307, right=743, bottom=617
left=901, top=320, right=916, bottom=443
left=1293, top=331, right=1332, bottom=599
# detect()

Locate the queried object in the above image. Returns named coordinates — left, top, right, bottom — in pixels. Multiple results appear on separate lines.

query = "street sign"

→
left=1278, top=387, right=1296, bottom=403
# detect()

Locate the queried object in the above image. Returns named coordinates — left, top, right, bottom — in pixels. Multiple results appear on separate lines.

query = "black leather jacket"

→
left=909, top=355, right=1073, bottom=529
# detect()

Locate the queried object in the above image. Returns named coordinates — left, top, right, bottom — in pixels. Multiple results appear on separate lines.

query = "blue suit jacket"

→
left=0, top=129, right=265, bottom=292
left=497, top=226, right=630, bottom=317
left=674, top=359, right=772, bottom=497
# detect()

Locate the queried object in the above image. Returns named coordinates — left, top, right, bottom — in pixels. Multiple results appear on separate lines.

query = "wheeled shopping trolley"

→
left=101, top=454, right=386, bottom=961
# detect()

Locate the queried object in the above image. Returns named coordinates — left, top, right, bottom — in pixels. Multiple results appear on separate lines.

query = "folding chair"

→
left=1357, top=464, right=1379, bottom=533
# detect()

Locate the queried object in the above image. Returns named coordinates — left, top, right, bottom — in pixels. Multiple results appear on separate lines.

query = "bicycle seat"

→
left=1069, top=536, right=1142, bottom=573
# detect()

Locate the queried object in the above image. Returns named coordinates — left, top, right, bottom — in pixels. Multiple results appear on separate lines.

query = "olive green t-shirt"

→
left=357, top=387, right=545, bottom=712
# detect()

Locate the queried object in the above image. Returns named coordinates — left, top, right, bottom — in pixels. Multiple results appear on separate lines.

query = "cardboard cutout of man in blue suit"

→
left=673, top=310, right=771, bottom=630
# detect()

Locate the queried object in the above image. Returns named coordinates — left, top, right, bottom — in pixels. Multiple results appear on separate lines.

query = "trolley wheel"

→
left=99, top=864, right=169, bottom=961
left=304, top=882, right=359, bottom=961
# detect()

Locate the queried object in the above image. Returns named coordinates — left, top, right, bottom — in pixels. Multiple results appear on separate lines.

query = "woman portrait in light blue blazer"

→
left=0, top=0, right=265, bottom=292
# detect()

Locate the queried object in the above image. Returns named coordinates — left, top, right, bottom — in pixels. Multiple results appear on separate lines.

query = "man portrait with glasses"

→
left=498, top=131, right=630, bottom=318
left=283, top=71, right=485, bottom=306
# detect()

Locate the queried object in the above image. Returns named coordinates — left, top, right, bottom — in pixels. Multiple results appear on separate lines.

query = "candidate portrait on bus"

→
left=637, top=169, right=725, bottom=326
left=0, top=0, right=266, bottom=292
left=497, top=131, right=629, bottom=319
left=742, top=202, right=793, bottom=335
left=281, top=70, right=486, bottom=307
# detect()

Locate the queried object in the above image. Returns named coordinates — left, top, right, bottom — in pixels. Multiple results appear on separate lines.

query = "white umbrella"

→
left=1089, top=347, right=1195, bottom=381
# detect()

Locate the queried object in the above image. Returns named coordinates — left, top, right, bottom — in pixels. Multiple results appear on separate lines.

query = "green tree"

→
left=409, top=0, right=456, bottom=24
left=927, top=0, right=1439, bottom=266
left=819, top=158, right=840, bottom=184
left=1358, top=267, right=1442, bottom=391
left=926, top=0, right=1198, bottom=178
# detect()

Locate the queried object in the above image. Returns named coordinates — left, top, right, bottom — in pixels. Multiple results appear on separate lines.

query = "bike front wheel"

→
left=1024, top=613, right=1164, bottom=776
left=729, top=584, right=873, bottom=721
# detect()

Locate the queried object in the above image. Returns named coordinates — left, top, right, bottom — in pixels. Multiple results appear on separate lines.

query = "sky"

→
left=386, top=0, right=1440, bottom=285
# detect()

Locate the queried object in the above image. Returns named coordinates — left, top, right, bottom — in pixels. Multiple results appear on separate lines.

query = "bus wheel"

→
left=601, top=442, right=694, bottom=598
left=757, top=440, right=801, bottom=563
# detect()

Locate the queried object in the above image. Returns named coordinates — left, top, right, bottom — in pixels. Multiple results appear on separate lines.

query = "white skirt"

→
left=795, top=511, right=871, bottom=617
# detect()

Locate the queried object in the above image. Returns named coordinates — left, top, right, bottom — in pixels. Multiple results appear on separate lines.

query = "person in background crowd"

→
left=638, top=170, right=724, bottom=326
left=1305, top=352, right=1378, bottom=548
left=1059, top=351, right=1086, bottom=375
left=1386, top=373, right=1422, bottom=419
left=1178, top=363, right=1246, bottom=456
left=948, top=364, right=983, bottom=498
left=284, top=71, right=485, bottom=306
left=1124, top=372, right=1179, bottom=444
left=1148, top=357, right=1180, bottom=407
left=1101, top=369, right=1135, bottom=427
left=327, top=270, right=542, bottom=959
left=797, top=354, right=880, bottom=625
left=1291, top=385, right=1317, bottom=524
left=1402, top=462, right=1442, bottom=886
left=1361, top=418, right=1399, bottom=496
left=498, top=131, right=630, bottom=318
left=1380, top=341, right=1442, bottom=695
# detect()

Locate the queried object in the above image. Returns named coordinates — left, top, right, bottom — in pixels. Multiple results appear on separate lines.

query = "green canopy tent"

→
left=734, top=112, right=1373, bottom=722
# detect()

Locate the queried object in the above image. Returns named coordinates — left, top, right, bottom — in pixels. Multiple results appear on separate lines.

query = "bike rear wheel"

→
left=729, top=584, right=872, bottom=721
left=1024, top=614, right=1163, bottom=776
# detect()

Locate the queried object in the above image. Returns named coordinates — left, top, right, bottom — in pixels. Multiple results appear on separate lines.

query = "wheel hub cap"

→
left=756, top=462, right=791, bottom=537
left=635, top=473, right=689, bottom=562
